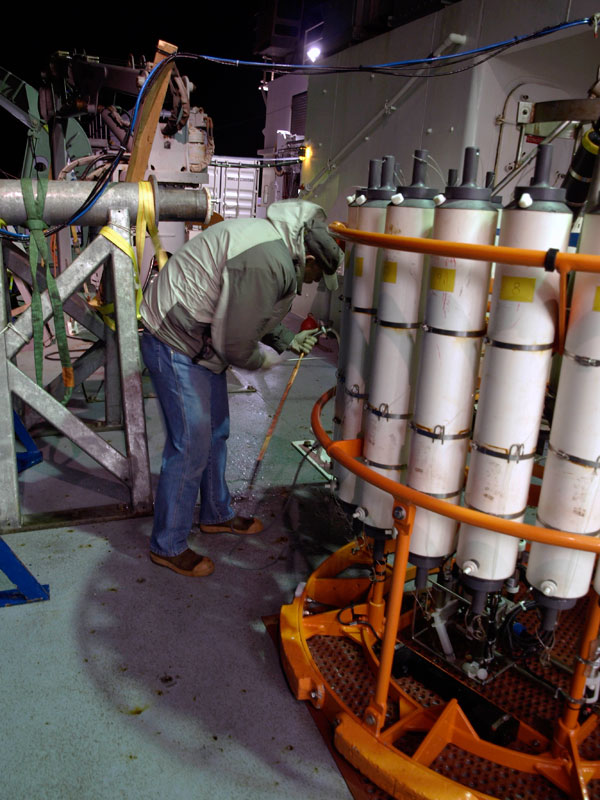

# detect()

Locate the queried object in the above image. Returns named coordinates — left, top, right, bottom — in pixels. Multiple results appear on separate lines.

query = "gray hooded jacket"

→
left=140, top=200, right=327, bottom=373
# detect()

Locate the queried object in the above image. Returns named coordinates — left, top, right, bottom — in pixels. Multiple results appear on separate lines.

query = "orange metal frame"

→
left=279, top=225, right=600, bottom=800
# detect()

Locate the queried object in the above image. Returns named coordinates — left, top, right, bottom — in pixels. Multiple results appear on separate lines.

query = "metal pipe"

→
left=0, top=179, right=211, bottom=226
left=409, top=147, right=497, bottom=573
left=528, top=211, right=600, bottom=605
left=336, top=157, right=393, bottom=506
left=366, top=507, right=413, bottom=732
left=360, top=149, right=435, bottom=530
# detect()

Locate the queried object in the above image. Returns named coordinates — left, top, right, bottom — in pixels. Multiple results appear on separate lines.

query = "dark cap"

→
left=304, top=218, right=343, bottom=290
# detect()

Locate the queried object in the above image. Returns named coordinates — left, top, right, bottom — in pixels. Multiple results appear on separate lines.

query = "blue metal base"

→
left=13, top=411, right=43, bottom=472
left=0, top=538, right=49, bottom=606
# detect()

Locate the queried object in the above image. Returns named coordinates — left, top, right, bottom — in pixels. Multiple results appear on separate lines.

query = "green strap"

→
left=21, top=178, right=73, bottom=403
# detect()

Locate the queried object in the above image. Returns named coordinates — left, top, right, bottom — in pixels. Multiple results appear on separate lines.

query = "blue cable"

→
left=0, top=13, right=593, bottom=241
left=130, top=59, right=165, bottom=131
left=369, top=18, right=590, bottom=67
left=0, top=228, right=28, bottom=239
left=197, top=16, right=592, bottom=71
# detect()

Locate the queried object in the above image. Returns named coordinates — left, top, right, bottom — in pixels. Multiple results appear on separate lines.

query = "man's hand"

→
left=289, top=328, right=320, bottom=355
left=260, top=349, right=282, bottom=369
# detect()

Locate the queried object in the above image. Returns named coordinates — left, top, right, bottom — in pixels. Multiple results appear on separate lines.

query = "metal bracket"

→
left=557, top=687, right=588, bottom=706
left=13, top=411, right=42, bottom=472
left=517, top=100, right=534, bottom=125
left=291, top=439, right=333, bottom=480
left=508, top=443, right=525, bottom=463
left=434, top=424, right=446, bottom=444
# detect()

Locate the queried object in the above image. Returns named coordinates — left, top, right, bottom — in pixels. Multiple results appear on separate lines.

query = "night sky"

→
left=0, top=5, right=267, bottom=176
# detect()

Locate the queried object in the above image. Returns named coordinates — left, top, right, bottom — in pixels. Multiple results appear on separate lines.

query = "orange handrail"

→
left=329, top=221, right=600, bottom=274
left=312, top=387, right=600, bottom=555
left=329, top=221, right=600, bottom=356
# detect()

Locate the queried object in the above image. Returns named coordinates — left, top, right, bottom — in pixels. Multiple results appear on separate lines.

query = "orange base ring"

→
left=280, top=538, right=600, bottom=800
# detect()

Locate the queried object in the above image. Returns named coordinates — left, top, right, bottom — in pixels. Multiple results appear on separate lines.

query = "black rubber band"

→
left=466, top=502, right=527, bottom=520
left=364, top=457, right=406, bottom=470
left=352, top=306, right=376, bottom=315
left=544, top=247, right=559, bottom=272
left=558, top=688, right=587, bottom=706
left=425, top=324, right=486, bottom=339
left=378, top=320, right=420, bottom=330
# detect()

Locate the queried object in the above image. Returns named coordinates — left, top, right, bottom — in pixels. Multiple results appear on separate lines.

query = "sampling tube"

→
left=407, top=147, right=498, bottom=589
left=335, top=156, right=396, bottom=508
left=457, top=144, right=572, bottom=614
left=360, top=150, right=435, bottom=530
left=333, top=188, right=365, bottom=443
left=527, top=196, right=600, bottom=629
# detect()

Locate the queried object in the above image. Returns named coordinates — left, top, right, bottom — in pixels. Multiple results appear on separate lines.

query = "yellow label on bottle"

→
left=382, top=260, right=397, bottom=283
left=430, top=266, right=455, bottom=292
left=593, top=286, right=600, bottom=311
left=500, top=275, right=536, bottom=302
left=355, top=257, right=363, bottom=277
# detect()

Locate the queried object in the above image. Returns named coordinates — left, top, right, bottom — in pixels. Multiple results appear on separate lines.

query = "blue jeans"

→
left=141, top=330, right=234, bottom=556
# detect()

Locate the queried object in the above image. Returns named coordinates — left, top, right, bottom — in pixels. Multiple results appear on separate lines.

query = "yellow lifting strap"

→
left=97, top=181, right=168, bottom=329
left=136, top=180, right=168, bottom=271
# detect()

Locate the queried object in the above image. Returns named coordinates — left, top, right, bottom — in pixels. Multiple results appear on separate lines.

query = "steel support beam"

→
left=44, top=339, right=105, bottom=404
left=102, top=264, right=122, bottom=426
left=0, top=208, right=153, bottom=529
left=0, top=180, right=211, bottom=227
left=0, top=249, right=21, bottom=528
left=4, top=240, right=106, bottom=342
left=107, top=209, right=152, bottom=511
left=4, top=235, right=112, bottom=360
left=8, top=361, right=130, bottom=482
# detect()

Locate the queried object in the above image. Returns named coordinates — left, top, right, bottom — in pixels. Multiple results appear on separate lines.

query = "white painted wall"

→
left=260, top=0, right=600, bottom=326
left=298, top=0, right=600, bottom=220
left=262, top=74, right=309, bottom=151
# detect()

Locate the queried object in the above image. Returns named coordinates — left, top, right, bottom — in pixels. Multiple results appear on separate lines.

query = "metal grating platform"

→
left=404, top=593, right=591, bottom=739
left=430, top=744, right=570, bottom=800
left=308, top=634, right=447, bottom=722
left=308, top=635, right=382, bottom=718
left=305, top=625, right=600, bottom=798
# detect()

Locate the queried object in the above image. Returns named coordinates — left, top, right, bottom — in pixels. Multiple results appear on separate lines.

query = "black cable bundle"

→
left=498, top=600, right=553, bottom=659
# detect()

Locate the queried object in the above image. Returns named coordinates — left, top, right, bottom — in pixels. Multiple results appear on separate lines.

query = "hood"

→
left=266, top=199, right=341, bottom=291
left=266, top=199, right=326, bottom=270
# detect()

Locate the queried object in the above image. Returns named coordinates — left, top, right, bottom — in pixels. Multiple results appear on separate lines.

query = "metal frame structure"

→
left=280, top=224, right=600, bottom=800
left=0, top=208, right=152, bottom=532
left=0, top=180, right=211, bottom=533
